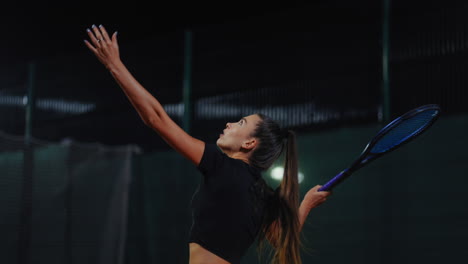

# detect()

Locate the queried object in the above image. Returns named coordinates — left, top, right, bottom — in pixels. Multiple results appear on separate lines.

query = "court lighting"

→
left=270, top=166, right=304, bottom=183
left=0, top=94, right=95, bottom=114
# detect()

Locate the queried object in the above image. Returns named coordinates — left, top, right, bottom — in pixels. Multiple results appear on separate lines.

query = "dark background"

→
left=0, top=0, right=466, bottom=153
left=1, top=0, right=382, bottom=152
left=1, top=1, right=310, bottom=63
left=1, top=1, right=468, bottom=264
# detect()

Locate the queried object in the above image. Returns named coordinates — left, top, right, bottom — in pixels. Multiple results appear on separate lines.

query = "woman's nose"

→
left=226, top=123, right=231, bottom=128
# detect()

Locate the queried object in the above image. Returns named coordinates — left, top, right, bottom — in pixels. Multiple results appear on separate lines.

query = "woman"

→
left=84, top=24, right=332, bottom=264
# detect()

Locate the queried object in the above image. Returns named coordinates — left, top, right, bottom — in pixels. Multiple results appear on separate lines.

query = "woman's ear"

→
left=242, top=138, right=257, bottom=150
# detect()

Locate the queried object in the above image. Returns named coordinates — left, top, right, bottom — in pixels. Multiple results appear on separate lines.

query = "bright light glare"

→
left=271, top=167, right=284, bottom=181
left=298, top=172, right=304, bottom=183
left=270, top=166, right=304, bottom=183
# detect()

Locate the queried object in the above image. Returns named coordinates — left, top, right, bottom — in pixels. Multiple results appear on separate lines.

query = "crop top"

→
left=188, top=143, right=269, bottom=264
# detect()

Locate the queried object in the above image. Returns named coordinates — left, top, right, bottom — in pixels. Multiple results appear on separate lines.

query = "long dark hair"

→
left=249, top=113, right=302, bottom=264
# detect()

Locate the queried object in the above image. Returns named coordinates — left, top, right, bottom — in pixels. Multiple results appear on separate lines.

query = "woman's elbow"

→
left=144, top=114, right=164, bottom=130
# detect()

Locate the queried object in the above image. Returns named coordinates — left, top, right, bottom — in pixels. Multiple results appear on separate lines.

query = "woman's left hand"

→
left=84, top=24, right=121, bottom=70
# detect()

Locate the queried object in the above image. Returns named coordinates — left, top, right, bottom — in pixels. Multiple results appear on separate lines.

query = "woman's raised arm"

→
left=84, top=24, right=204, bottom=166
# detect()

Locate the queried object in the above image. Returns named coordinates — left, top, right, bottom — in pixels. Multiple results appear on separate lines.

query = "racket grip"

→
left=318, top=170, right=349, bottom=192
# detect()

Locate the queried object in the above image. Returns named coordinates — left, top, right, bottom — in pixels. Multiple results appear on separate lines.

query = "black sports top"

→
left=189, top=143, right=269, bottom=264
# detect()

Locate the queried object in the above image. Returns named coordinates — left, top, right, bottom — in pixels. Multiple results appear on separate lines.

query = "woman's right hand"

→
left=84, top=24, right=121, bottom=70
left=298, top=185, right=332, bottom=231
left=302, top=185, right=332, bottom=210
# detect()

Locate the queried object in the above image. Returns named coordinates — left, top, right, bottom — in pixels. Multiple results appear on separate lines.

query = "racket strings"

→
left=370, top=109, right=439, bottom=153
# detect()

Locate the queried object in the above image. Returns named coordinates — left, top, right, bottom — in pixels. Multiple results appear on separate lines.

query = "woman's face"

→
left=216, top=114, right=262, bottom=153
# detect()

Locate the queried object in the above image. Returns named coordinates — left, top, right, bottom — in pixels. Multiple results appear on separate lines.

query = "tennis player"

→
left=84, top=24, right=332, bottom=264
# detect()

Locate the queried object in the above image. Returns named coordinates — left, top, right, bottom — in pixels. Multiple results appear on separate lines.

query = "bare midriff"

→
left=189, top=242, right=231, bottom=264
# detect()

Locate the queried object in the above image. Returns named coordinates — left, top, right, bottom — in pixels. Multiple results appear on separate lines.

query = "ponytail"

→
left=254, top=127, right=303, bottom=264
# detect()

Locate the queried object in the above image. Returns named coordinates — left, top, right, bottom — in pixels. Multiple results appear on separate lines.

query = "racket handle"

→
left=318, top=170, right=349, bottom=192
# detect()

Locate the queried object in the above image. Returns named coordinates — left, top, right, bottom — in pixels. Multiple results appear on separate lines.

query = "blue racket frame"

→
left=318, top=104, right=441, bottom=192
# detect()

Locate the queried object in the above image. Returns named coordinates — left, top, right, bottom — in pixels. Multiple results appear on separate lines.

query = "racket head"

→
left=319, top=104, right=441, bottom=192
left=362, top=104, right=441, bottom=157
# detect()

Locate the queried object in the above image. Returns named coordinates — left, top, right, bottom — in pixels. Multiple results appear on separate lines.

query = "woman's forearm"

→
left=107, top=60, right=168, bottom=126
left=299, top=185, right=331, bottom=231
left=298, top=201, right=311, bottom=231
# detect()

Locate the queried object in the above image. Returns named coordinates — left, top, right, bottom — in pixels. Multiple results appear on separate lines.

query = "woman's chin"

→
left=216, top=139, right=226, bottom=149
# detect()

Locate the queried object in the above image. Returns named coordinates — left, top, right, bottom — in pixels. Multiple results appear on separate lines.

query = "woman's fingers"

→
left=86, top=27, right=100, bottom=47
left=98, top=25, right=112, bottom=43
left=111, top=31, right=118, bottom=44
left=91, top=24, right=104, bottom=44
left=85, top=24, right=116, bottom=47
left=83, top=39, right=97, bottom=53
left=314, top=185, right=332, bottom=196
left=304, top=185, right=332, bottom=207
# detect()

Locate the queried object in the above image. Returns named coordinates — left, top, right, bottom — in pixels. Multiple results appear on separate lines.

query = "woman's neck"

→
left=225, top=151, right=251, bottom=165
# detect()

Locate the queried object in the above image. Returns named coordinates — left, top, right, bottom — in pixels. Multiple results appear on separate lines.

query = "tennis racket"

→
left=318, top=104, right=441, bottom=192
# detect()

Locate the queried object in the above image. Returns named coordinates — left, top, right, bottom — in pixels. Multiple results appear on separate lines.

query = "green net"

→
left=0, top=131, right=140, bottom=264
